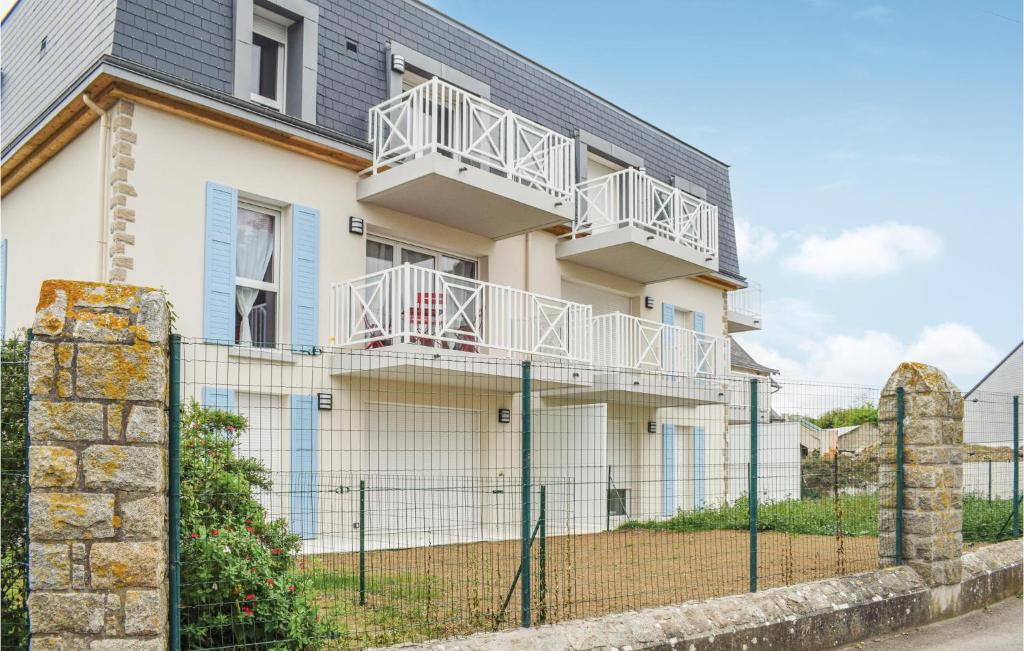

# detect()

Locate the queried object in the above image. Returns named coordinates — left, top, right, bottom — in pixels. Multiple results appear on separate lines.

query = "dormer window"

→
left=250, top=9, right=289, bottom=111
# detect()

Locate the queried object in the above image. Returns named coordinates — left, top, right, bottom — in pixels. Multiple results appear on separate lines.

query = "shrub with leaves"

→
left=1, top=334, right=29, bottom=649
left=179, top=402, right=334, bottom=649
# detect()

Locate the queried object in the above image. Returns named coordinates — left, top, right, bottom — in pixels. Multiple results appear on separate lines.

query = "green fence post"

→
left=520, top=361, right=532, bottom=628
left=749, top=377, right=758, bottom=593
left=895, top=386, right=905, bottom=564
left=1013, top=395, right=1020, bottom=538
left=167, top=334, right=182, bottom=651
left=988, top=460, right=992, bottom=502
left=539, top=484, right=547, bottom=624
left=359, top=479, right=366, bottom=606
left=25, top=329, right=34, bottom=640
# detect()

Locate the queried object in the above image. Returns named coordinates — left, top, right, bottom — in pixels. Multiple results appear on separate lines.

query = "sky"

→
left=426, top=0, right=1023, bottom=390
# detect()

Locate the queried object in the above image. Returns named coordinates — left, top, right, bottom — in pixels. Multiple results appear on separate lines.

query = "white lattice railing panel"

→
left=330, top=265, right=591, bottom=363
left=571, top=168, right=718, bottom=258
left=592, top=313, right=730, bottom=377
left=367, top=78, right=575, bottom=200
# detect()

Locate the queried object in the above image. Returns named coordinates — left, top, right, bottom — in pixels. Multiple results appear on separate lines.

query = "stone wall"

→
left=27, top=280, right=169, bottom=650
left=107, top=101, right=138, bottom=284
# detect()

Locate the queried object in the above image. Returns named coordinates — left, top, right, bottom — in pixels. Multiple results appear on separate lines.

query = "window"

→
left=235, top=202, right=279, bottom=346
left=365, top=237, right=476, bottom=280
left=250, top=10, right=289, bottom=110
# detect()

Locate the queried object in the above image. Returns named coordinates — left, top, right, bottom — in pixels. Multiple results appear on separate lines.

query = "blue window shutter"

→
left=661, top=303, right=675, bottom=375
left=694, top=426, right=705, bottom=509
left=0, top=238, right=7, bottom=337
left=662, top=424, right=675, bottom=517
left=693, top=311, right=705, bottom=333
left=203, top=182, right=237, bottom=343
left=201, top=387, right=235, bottom=412
left=290, top=394, right=317, bottom=539
left=291, top=205, right=320, bottom=353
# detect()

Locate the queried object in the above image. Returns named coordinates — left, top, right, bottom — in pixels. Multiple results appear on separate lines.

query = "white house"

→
left=963, top=343, right=1022, bottom=446
left=1, top=0, right=766, bottom=550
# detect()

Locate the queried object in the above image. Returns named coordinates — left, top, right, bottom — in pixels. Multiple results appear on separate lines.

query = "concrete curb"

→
left=381, top=540, right=1021, bottom=651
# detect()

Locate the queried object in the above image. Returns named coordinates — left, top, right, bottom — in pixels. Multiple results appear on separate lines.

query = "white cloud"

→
left=784, top=222, right=942, bottom=279
left=734, top=219, right=778, bottom=263
left=740, top=322, right=998, bottom=389
left=854, top=4, right=894, bottom=24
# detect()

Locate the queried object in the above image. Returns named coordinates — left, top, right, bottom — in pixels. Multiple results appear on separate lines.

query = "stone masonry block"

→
left=29, top=493, right=116, bottom=541
left=29, top=542, right=71, bottom=589
left=75, top=342, right=166, bottom=401
left=125, top=406, right=166, bottom=443
left=29, top=636, right=89, bottom=651
left=28, top=592, right=106, bottom=634
left=124, top=588, right=166, bottom=635
left=82, top=445, right=164, bottom=491
left=90, top=542, right=164, bottom=589
left=30, top=401, right=104, bottom=442
left=89, top=639, right=164, bottom=651
left=29, top=446, right=78, bottom=488
left=121, top=495, right=166, bottom=540
left=29, top=341, right=56, bottom=394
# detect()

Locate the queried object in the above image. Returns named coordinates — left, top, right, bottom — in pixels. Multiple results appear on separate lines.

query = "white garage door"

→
left=561, top=280, right=631, bottom=316
left=367, top=403, right=481, bottom=548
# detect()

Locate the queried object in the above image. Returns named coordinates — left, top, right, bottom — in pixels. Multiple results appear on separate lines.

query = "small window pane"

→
left=237, top=207, right=275, bottom=283
left=366, top=241, right=394, bottom=274
left=236, top=289, right=276, bottom=347
left=252, top=33, right=279, bottom=100
left=441, top=256, right=475, bottom=279
left=401, top=248, right=435, bottom=269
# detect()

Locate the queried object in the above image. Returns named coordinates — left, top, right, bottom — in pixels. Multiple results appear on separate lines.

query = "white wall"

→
left=963, top=461, right=1018, bottom=500
left=728, top=422, right=802, bottom=504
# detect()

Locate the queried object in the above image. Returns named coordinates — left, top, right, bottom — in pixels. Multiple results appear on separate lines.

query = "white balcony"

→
left=727, top=282, right=762, bottom=332
left=556, top=168, right=719, bottom=282
left=330, top=264, right=592, bottom=386
left=358, top=78, right=576, bottom=239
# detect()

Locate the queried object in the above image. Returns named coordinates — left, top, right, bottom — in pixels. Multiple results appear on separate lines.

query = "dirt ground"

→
left=309, top=528, right=879, bottom=645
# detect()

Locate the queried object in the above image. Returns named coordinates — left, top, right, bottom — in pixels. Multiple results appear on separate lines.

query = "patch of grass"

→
left=622, top=494, right=1022, bottom=544
left=963, top=496, right=1019, bottom=543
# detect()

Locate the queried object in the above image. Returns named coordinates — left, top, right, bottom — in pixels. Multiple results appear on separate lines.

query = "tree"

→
left=812, top=403, right=878, bottom=429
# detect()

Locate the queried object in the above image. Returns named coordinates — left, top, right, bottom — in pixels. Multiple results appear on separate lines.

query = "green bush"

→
left=1, top=334, right=29, bottom=650
left=179, top=402, right=334, bottom=649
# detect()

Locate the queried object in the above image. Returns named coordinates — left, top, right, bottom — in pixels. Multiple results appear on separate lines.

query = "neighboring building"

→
left=836, top=422, right=880, bottom=454
left=963, top=343, right=1023, bottom=446
left=1, top=0, right=764, bottom=545
left=727, top=336, right=778, bottom=425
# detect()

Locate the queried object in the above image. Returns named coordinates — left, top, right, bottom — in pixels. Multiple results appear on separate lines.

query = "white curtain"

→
left=236, top=209, right=275, bottom=344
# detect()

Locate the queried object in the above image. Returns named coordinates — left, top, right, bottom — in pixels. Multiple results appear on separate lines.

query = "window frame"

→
left=250, top=10, right=289, bottom=111
left=235, top=200, right=282, bottom=345
left=365, top=235, right=478, bottom=280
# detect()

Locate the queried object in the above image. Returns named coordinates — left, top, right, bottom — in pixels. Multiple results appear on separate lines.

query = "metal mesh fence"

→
left=962, top=391, right=1021, bottom=544
left=1, top=335, right=31, bottom=650
left=169, top=338, right=1021, bottom=649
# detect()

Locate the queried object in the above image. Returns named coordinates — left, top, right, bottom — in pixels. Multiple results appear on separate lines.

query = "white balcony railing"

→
left=728, top=282, right=762, bottom=321
left=591, top=312, right=731, bottom=378
left=570, top=168, right=718, bottom=258
left=330, top=264, right=592, bottom=363
left=366, top=77, right=576, bottom=200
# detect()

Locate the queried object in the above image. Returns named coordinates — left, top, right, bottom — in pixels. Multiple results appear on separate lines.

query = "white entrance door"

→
left=532, top=404, right=608, bottom=535
left=366, top=403, right=481, bottom=548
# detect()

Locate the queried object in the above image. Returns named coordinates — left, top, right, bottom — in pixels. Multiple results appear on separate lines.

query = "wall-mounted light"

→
left=647, top=421, right=657, bottom=434
left=498, top=408, right=511, bottom=424
left=644, top=296, right=655, bottom=310
left=317, top=393, right=333, bottom=411
left=391, top=53, right=406, bottom=73
left=349, top=216, right=365, bottom=235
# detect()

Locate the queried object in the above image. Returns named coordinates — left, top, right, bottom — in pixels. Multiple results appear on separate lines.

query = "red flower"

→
left=189, top=532, right=199, bottom=539
left=244, top=519, right=252, bottom=525
left=270, top=548, right=283, bottom=555
left=226, top=425, right=235, bottom=432
left=211, top=529, right=219, bottom=536
left=245, top=593, right=256, bottom=601
left=245, top=526, right=254, bottom=533
left=241, top=606, right=253, bottom=616
left=288, top=584, right=295, bottom=592
left=265, top=578, right=274, bottom=586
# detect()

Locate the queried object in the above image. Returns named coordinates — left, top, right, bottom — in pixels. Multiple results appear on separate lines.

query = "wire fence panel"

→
left=168, top=338, right=1021, bottom=649
left=1, top=335, right=31, bottom=650
left=962, top=391, right=1022, bottom=543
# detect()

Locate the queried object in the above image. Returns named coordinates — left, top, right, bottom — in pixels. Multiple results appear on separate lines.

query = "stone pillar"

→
left=27, top=280, right=169, bottom=650
left=878, top=362, right=963, bottom=588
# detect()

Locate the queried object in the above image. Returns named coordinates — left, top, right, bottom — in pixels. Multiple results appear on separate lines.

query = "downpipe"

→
left=82, top=94, right=109, bottom=283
